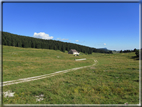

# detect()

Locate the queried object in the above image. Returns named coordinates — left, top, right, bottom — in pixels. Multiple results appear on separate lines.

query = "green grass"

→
left=3, top=46, right=93, bottom=81
left=3, top=45, right=139, bottom=104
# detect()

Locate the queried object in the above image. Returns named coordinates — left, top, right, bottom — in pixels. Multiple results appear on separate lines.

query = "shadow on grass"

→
left=130, top=56, right=140, bottom=60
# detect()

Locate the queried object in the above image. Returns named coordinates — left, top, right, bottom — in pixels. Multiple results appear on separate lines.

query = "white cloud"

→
left=61, top=38, right=68, bottom=40
left=56, top=38, right=68, bottom=41
left=104, top=43, right=106, bottom=45
left=33, top=32, right=53, bottom=40
left=75, top=40, right=79, bottom=42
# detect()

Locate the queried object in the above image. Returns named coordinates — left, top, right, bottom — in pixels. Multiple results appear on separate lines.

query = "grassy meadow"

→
left=3, top=46, right=93, bottom=81
left=3, top=45, right=139, bottom=104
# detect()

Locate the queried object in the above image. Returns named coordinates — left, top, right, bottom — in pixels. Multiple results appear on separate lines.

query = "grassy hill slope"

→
left=3, top=45, right=139, bottom=104
left=3, top=45, right=94, bottom=81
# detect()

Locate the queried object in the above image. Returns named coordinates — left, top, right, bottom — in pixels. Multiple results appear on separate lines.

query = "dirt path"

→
left=3, top=60, right=97, bottom=86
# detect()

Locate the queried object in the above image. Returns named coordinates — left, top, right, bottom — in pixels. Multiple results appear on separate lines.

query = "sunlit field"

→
left=3, top=45, right=139, bottom=104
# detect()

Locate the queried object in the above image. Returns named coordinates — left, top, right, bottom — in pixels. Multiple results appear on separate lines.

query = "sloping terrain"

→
left=3, top=45, right=94, bottom=81
left=3, top=45, right=139, bottom=104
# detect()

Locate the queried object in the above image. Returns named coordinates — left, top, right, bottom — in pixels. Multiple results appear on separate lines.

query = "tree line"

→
left=120, top=49, right=135, bottom=53
left=135, top=49, right=142, bottom=59
left=2, top=31, right=113, bottom=54
left=120, top=48, right=141, bottom=59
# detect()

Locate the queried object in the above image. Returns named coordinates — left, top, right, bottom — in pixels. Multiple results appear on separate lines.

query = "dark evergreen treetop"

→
left=2, top=31, right=113, bottom=54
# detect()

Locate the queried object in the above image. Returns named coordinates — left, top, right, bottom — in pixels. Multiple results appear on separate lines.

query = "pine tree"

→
left=120, top=50, right=122, bottom=53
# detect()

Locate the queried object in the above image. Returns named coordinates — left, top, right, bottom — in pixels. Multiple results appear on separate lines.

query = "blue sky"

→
left=3, top=2, right=139, bottom=50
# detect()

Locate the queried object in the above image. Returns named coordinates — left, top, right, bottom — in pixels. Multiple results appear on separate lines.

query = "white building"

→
left=68, top=49, right=79, bottom=56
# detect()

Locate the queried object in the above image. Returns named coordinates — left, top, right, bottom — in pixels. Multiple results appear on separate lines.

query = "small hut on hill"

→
left=68, top=49, right=79, bottom=56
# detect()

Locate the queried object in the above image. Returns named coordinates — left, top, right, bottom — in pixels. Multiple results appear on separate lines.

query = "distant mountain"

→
left=97, top=48, right=108, bottom=51
left=98, top=48, right=108, bottom=50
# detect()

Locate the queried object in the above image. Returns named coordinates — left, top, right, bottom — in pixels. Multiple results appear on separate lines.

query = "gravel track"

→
left=3, top=60, right=97, bottom=86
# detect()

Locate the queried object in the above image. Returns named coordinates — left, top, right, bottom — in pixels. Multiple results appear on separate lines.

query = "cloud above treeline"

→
left=56, top=38, right=69, bottom=41
left=75, top=40, right=79, bottom=42
left=33, top=32, right=53, bottom=40
left=104, top=43, right=106, bottom=45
